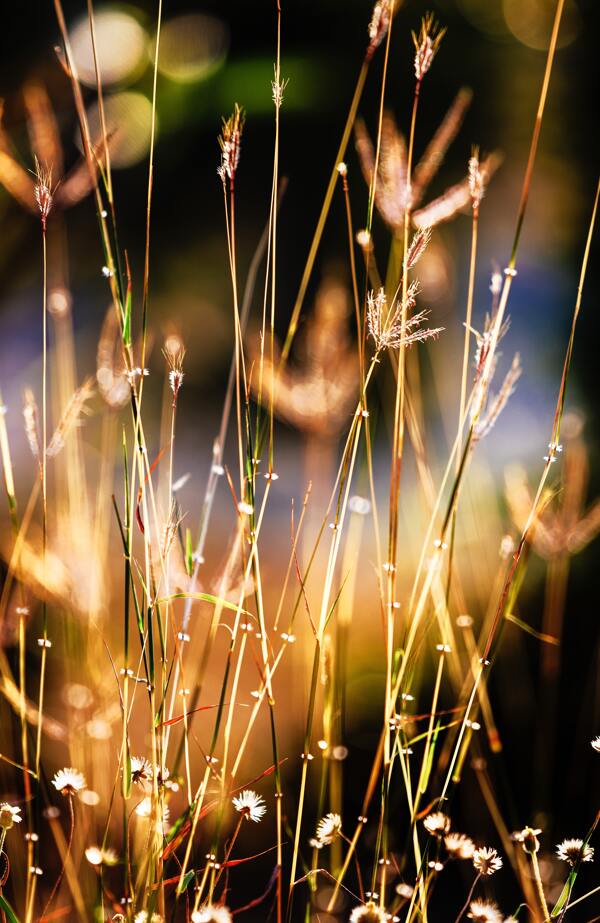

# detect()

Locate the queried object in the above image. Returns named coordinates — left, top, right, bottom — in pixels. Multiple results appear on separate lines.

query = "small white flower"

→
left=556, top=838, right=594, bottom=866
left=232, top=789, right=266, bottom=823
left=423, top=811, right=451, bottom=836
left=315, top=812, right=342, bottom=845
left=473, top=846, right=503, bottom=876
left=134, top=913, right=163, bottom=923
left=52, top=767, right=86, bottom=795
left=468, top=900, right=503, bottom=923
left=191, top=905, right=232, bottom=923
left=130, top=756, right=153, bottom=786
left=591, top=736, right=600, bottom=752
left=349, top=902, right=387, bottom=922
left=444, top=832, right=475, bottom=859
left=135, top=797, right=170, bottom=835
left=0, top=802, right=22, bottom=830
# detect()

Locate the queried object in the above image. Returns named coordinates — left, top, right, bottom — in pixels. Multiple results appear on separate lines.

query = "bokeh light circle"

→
left=503, top=0, right=581, bottom=49
left=69, top=7, right=147, bottom=88
left=80, top=91, right=154, bottom=168
left=155, top=13, right=229, bottom=83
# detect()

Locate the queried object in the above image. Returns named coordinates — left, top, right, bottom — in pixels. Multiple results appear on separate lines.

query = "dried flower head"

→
left=445, top=832, right=475, bottom=859
left=412, top=13, right=446, bottom=81
left=33, top=157, right=54, bottom=229
left=218, top=104, right=245, bottom=184
left=467, top=900, right=503, bottom=923
left=512, top=826, right=542, bottom=854
left=191, top=906, right=232, bottom=923
left=85, top=845, right=119, bottom=866
left=232, top=789, right=266, bottom=823
left=473, top=846, right=503, bottom=876
left=368, top=0, right=392, bottom=57
left=0, top=802, right=22, bottom=830
left=350, top=902, right=388, bottom=922
left=556, top=838, right=594, bottom=866
left=51, top=767, right=86, bottom=796
left=315, top=812, right=342, bottom=845
left=423, top=811, right=451, bottom=836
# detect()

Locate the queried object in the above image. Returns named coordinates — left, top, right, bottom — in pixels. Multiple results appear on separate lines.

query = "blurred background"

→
left=0, top=0, right=599, bottom=919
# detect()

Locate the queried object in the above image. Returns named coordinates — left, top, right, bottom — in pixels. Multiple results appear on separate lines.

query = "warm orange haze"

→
left=0, top=1, right=598, bottom=922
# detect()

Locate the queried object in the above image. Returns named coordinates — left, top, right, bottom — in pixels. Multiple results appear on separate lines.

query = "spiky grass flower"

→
left=367, top=0, right=391, bottom=57
left=33, top=156, right=54, bottom=230
left=445, top=832, right=475, bottom=859
left=367, top=285, right=443, bottom=353
left=191, top=906, right=233, bottom=923
left=412, top=13, right=446, bottom=81
left=591, top=736, right=600, bottom=752
left=468, top=147, right=486, bottom=209
left=350, top=901, right=388, bottom=922
left=467, top=900, right=503, bottom=923
left=163, top=339, right=185, bottom=402
left=423, top=811, right=451, bottom=836
left=512, top=827, right=542, bottom=854
left=0, top=802, right=22, bottom=830
left=315, top=812, right=342, bottom=845
left=232, top=789, right=266, bottom=823
left=556, top=838, right=594, bottom=865
left=218, top=104, right=245, bottom=185
left=271, top=69, right=289, bottom=108
left=473, top=846, right=503, bottom=876
left=130, top=756, right=153, bottom=786
left=51, top=767, right=86, bottom=795
left=85, top=845, right=119, bottom=866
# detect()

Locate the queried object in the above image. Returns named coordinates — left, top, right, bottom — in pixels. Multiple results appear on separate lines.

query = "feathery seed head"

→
left=33, top=157, right=54, bottom=229
left=412, top=13, right=446, bottom=81
left=218, top=104, right=245, bottom=184
left=368, top=0, right=392, bottom=57
left=468, top=146, right=486, bottom=208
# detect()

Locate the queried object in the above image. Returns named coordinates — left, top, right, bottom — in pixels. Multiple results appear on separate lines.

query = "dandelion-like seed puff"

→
left=232, top=789, right=266, bottom=823
left=472, top=846, right=503, bottom=876
left=467, top=900, right=503, bottom=923
left=315, top=812, right=342, bottom=845
left=51, top=767, right=86, bottom=796
left=444, top=832, right=475, bottom=859
left=191, top=906, right=233, bottom=923
left=423, top=811, right=451, bottom=836
left=349, top=901, right=388, bottom=922
left=556, top=838, right=594, bottom=865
